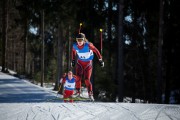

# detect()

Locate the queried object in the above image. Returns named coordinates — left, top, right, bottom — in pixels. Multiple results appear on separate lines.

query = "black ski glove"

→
left=99, top=59, right=104, bottom=67
left=71, top=60, right=75, bottom=67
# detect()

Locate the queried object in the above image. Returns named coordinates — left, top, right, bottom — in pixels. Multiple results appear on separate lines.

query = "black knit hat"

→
left=76, top=33, right=85, bottom=39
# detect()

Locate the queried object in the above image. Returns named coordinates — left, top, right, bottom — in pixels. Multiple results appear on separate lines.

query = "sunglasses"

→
left=68, top=72, right=72, bottom=75
left=76, top=38, right=84, bottom=42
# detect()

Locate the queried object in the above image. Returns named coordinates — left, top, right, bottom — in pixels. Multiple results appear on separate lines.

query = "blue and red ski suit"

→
left=72, top=42, right=102, bottom=94
left=61, top=75, right=79, bottom=102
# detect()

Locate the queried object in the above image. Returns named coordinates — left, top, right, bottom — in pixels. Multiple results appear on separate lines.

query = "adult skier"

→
left=72, top=33, right=104, bottom=100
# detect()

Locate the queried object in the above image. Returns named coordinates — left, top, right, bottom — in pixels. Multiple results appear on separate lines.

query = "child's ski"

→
left=46, top=96, right=94, bottom=102
left=73, top=96, right=95, bottom=102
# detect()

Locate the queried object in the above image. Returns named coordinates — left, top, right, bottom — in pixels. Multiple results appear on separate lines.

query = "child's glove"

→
left=99, top=59, right=104, bottom=67
left=71, top=60, right=75, bottom=67
left=62, top=73, right=66, bottom=78
left=60, top=78, right=63, bottom=83
left=60, top=73, right=66, bottom=83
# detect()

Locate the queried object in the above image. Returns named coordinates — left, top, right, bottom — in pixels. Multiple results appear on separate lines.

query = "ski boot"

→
left=88, top=91, right=94, bottom=102
left=72, top=89, right=80, bottom=98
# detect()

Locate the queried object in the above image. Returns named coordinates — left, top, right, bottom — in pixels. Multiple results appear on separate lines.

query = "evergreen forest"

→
left=0, top=0, right=179, bottom=104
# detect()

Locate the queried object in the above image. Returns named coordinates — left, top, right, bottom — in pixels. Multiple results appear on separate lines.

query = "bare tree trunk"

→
left=1, top=0, right=8, bottom=72
left=23, top=17, right=28, bottom=75
left=54, top=22, right=63, bottom=90
left=108, top=0, right=112, bottom=67
left=108, top=0, right=112, bottom=78
left=67, top=25, right=72, bottom=71
left=157, top=0, right=164, bottom=103
left=117, top=0, right=124, bottom=102
left=41, top=9, right=44, bottom=87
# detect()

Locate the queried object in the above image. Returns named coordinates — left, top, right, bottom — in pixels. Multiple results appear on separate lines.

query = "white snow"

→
left=0, top=72, right=180, bottom=120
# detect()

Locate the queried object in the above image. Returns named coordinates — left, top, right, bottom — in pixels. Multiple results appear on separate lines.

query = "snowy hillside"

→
left=0, top=72, right=180, bottom=120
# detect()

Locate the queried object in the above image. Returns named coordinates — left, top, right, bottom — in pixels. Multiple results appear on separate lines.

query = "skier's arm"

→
left=89, top=43, right=102, bottom=60
left=72, top=48, right=76, bottom=60
left=71, top=48, right=76, bottom=67
left=60, top=73, right=66, bottom=84
left=73, top=75, right=80, bottom=82
left=89, top=42, right=104, bottom=67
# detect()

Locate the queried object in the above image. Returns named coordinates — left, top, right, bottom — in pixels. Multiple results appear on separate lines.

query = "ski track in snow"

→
left=0, top=72, right=180, bottom=120
left=1, top=103, right=180, bottom=120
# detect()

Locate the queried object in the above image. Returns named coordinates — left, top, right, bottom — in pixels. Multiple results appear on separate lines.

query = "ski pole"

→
left=56, top=82, right=62, bottom=97
left=100, top=28, right=103, bottom=55
left=79, top=23, right=82, bottom=33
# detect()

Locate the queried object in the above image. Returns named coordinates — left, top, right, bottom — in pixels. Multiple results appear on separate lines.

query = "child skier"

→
left=60, top=71, right=79, bottom=103
left=71, top=33, right=104, bottom=101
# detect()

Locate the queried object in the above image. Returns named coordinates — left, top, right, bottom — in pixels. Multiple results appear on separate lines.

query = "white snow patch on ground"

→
left=0, top=72, right=180, bottom=120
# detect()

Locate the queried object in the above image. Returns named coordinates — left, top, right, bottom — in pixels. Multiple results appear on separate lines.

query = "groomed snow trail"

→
left=0, top=72, right=180, bottom=120
left=0, top=103, right=180, bottom=120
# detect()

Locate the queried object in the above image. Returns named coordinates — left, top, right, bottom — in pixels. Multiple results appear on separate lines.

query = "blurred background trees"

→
left=0, top=0, right=179, bottom=104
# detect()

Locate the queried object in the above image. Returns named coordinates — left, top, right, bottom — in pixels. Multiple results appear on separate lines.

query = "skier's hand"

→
left=62, top=73, right=66, bottom=79
left=99, top=59, right=104, bottom=67
left=60, top=78, right=63, bottom=83
left=71, top=60, right=75, bottom=67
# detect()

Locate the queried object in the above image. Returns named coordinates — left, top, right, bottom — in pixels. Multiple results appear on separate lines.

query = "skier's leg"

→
left=69, top=99, right=74, bottom=103
left=63, top=90, right=68, bottom=102
left=84, top=69, right=92, bottom=93
left=64, top=90, right=74, bottom=102
left=84, top=61, right=93, bottom=96
left=69, top=90, right=74, bottom=103
left=84, top=61, right=94, bottom=101
left=84, top=69, right=94, bottom=101
left=74, top=62, right=83, bottom=95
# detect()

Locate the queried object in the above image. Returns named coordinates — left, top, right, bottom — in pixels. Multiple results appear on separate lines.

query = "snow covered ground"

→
left=0, top=72, right=180, bottom=120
